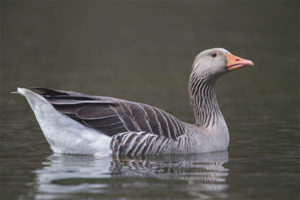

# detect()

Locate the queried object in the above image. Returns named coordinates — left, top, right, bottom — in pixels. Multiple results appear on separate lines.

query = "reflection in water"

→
left=33, top=152, right=229, bottom=200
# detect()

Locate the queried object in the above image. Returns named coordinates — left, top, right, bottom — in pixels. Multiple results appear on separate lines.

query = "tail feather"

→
left=16, top=87, right=111, bottom=155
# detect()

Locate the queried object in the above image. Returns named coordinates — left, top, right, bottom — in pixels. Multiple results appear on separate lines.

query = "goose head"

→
left=192, top=48, right=254, bottom=81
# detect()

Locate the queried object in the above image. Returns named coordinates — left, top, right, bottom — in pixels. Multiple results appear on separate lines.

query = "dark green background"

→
left=1, top=1, right=299, bottom=200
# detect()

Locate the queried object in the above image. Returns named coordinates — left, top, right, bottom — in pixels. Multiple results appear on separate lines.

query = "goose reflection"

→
left=33, top=151, right=229, bottom=200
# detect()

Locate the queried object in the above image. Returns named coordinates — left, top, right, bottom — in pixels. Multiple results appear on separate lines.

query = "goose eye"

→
left=211, top=52, right=217, bottom=58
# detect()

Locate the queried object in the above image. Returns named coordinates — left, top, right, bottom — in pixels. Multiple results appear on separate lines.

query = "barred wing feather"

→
left=33, top=88, right=186, bottom=141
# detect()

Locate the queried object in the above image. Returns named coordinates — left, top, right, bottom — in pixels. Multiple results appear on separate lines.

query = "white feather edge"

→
left=17, top=88, right=112, bottom=156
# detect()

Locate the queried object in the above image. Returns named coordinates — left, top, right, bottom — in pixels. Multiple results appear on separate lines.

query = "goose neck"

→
left=188, top=75, right=223, bottom=128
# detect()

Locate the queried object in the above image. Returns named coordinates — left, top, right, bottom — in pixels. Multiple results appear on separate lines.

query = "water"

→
left=1, top=1, right=299, bottom=200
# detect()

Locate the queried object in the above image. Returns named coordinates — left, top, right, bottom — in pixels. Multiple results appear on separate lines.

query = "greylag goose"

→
left=17, top=48, right=253, bottom=156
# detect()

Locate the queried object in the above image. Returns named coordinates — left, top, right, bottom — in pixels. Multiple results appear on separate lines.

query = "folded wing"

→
left=33, top=88, right=185, bottom=140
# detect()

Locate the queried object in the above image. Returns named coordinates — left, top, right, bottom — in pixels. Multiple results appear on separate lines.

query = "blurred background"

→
left=1, top=1, right=299, bottom=200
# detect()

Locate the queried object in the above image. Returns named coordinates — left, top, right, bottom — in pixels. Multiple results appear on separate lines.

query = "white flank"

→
left=17, top=88, right=111, bottom=156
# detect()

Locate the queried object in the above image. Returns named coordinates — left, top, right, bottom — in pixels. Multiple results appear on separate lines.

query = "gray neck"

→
left=188, top=73, right=223, bottom=127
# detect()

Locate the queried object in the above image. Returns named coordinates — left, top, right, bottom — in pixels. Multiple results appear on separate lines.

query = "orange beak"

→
left=226, top=53, right=254, bottom=71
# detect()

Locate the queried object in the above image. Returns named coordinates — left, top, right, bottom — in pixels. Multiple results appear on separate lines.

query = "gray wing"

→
left=33, top=88, right=186, bottom=141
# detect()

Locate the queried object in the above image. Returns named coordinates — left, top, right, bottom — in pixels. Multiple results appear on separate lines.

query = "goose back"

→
left=32, top=88, right=186, bottom=141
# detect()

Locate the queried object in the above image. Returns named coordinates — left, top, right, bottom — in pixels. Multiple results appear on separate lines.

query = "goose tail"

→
left=15, top=87, right=111, bottom=155
left=17, top=87, right=50, bottom=110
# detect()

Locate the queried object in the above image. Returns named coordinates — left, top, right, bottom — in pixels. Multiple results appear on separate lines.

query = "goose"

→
left=17, top=48, right=253, bottom=156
